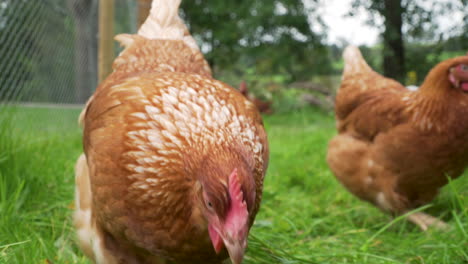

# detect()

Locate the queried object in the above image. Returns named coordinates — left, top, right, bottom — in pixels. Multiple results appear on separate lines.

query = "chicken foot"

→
left=406, top=212, right=449, bottom=231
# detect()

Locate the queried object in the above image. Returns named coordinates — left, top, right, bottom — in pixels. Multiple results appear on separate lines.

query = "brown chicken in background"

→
left=327, top=46, right=468, bottom=230
left=74, top=0, right=269, bottom=263
left=239, top=81, right=273, bottom=114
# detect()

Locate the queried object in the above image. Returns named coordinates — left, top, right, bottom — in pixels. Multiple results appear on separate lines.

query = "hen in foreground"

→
left=74, top=0, right=269, bottom=263
left=327, top=46, right=468, bottom=231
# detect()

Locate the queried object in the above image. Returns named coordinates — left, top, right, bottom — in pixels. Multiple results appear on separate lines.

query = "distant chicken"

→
left=74, top=0, right=269, bottom=263
left=239, top=81, right=273, bottom=114
left=327, top=46, right=468, bottom=230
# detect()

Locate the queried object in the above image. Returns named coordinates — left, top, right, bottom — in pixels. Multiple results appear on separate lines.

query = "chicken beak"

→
left=224, top=239, right=246, bottom=264
left=209, top=222, right=247, bottom=263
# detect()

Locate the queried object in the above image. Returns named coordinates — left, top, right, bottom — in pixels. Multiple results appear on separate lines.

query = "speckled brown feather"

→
left=84, top=73, right=267, bottom=263
left=328, top=46, right=468, bottom=215
left=75, top=1, right=268, bottom=263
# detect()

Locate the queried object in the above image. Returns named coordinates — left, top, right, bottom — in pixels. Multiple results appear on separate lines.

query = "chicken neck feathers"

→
left=337, top=46, right=468, bottom=141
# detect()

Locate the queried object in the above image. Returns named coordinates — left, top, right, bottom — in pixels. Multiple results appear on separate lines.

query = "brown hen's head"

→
left=420, top=55, right=468, bottom=94
left=198, top=167, right=254, bottom=264
left=449, top=61, right=468, bottom=92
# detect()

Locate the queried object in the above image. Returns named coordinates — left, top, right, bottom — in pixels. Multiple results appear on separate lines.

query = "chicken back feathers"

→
left=328, top=46, right=468, bottom=219
left=74, top=0, right=269, bottom=263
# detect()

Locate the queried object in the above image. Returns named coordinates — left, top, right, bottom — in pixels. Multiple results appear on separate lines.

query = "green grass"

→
left=0, top=105, right=84, bottom=263
left=0, top=106, right=467, bottom=263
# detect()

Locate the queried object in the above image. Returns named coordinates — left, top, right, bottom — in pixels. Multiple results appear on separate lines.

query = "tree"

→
left=180, top=0, right=331, bottom=82
left=457, top=0, right=467, bottom=50
left=382, top=0, right=405, bottom=82
left=350, top=0, right=405, bottom=81
left=350, top=0, right=466, bottom=82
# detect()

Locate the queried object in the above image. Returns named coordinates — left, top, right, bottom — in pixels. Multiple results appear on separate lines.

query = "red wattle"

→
left=462, top=82, right=468, bottom=92
left=208, top=224, right=223, bottom=254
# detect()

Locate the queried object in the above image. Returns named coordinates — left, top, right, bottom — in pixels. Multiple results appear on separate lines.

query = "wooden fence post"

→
left=98, top=0, right=115, bottom=83
left=137, top=0, right=152, bottom=28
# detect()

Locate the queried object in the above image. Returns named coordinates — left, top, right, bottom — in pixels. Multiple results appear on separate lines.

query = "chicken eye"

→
left=461, top=64, right=468, bottom=71
left=206, top=201, right=213, bottom=209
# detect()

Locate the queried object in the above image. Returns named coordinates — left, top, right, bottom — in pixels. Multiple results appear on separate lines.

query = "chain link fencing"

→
left=0, top=0, right=137, bottom=134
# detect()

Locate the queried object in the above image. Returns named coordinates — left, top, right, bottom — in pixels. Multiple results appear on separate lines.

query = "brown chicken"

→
left=73, top=0, right=269, bottom=263
left=327, top=46, right=468, bottom=230
left=239, top=81, right=273, bottom=114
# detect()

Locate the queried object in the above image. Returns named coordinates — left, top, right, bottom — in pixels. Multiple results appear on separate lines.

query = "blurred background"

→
left=0, top=1, right=467, bottom=262
left=0, top=0, right=466, bottom=113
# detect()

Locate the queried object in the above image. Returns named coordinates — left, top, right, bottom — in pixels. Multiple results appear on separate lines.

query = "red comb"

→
left=225, top=169, right=248, bottom=232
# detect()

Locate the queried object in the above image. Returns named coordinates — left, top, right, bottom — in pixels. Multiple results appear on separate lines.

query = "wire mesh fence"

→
left=0, top=0, right=137, bottom=132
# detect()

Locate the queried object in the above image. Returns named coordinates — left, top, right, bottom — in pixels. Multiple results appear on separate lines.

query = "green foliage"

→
left=1, top=106, right=467, bottom=263
left=348, top=0, right=467, bottom=83
left=1, top=0, right=466, bottom=106
left=349, top=0, right=466, bottom=42
left=397, top=41, right=465, bottom=84
left=180, top=0, right=332, bottom=82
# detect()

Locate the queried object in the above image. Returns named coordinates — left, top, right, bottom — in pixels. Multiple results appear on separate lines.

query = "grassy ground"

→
left=0, top=105, right=467, bottom=264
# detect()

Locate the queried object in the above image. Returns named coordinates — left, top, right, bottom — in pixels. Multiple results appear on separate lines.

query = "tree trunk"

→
left=137, top=0, right=152, bottom=28
left=382, top=0, right=405, bottom=82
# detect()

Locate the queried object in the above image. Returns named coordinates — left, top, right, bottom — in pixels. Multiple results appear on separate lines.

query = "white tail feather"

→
left=343, top=45, right=372, bottom=76
left=138, top=0, right=199, bottom=51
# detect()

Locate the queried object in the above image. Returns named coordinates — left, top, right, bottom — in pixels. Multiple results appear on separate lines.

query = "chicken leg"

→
left=406, top=212, right=449, bottom=231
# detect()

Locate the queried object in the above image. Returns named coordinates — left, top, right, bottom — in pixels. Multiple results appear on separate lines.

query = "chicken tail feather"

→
left=343, top=45, right=373, bottom=77
left=138, top=0, right=200, bottom=51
